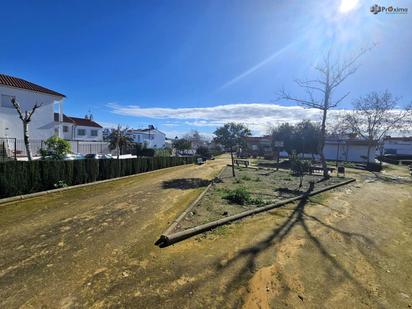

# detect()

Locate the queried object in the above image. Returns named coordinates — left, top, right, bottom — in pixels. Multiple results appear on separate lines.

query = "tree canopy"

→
left=213, top=122, right=251, bottom=150
left=271, top=120, right=320, bottom=155
left=173, top=138, right=192, bottom=151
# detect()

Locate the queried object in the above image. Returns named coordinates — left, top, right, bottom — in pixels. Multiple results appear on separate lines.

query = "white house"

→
left=323, top=137, right=377, bottom=163
left=53, top=113, right=103, bottom=141
left=383, top=136, right=412, bottom=156
left=0, top=73, right=65, bottom=140
left=127, top=125, right=166, bottom=149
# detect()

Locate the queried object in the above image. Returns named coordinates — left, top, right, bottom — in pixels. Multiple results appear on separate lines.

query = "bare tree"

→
left=343, top=91, right=412, bottom=164
left=10, top=98, right=42, bottom=161
left=279, top=48, right=371, bottom=178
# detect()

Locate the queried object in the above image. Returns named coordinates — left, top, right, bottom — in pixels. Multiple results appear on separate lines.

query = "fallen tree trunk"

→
left=155, top=178, right=355, bottom=247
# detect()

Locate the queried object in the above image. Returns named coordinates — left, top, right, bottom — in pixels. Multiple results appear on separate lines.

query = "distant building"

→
left=323, top=137, right=377, bottom=163
left=54, top=113, right=103, bottom=141
left=126, top=125, right=166, bottom=149
left=383, top=136, right=412, bottom=156
left=243, top=135, right=273, bottom=158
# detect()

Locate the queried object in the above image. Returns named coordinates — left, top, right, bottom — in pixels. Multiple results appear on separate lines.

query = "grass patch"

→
left=223, top=187, right=251, bottom=205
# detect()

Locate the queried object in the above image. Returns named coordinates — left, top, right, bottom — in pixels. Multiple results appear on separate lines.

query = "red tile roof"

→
left=54, top=113, right=75, bottom=123
left=54, top=113, right=102, bottom=128
left=0, top=73, right=65, bottom=98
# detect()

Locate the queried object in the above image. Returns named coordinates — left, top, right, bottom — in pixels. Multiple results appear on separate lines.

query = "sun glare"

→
left=339, top=0, right=359, bottom=13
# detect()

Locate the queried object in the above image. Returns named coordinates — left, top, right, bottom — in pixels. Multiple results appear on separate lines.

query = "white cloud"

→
left=108, top=102, right=345, bottom=135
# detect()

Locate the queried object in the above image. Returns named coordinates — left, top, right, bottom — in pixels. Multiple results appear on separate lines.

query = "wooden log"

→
left=155, top=178, right=356, bottom=247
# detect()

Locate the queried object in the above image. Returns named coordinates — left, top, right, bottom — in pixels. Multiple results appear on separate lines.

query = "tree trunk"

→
left=230, top=149, right=235, bottom=177
left=366, top=145, right=371, bottom=164
left=23, top=121, right=32, bottom=161
left=319, top=108, right=329, bottom=179
left=378, top=143, right=384, bottom=168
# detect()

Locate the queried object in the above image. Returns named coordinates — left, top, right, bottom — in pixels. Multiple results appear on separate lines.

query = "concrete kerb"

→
left=160, top=166, right=227, bottom=237
left=0, top=163, right=194, bottom=206
left=155, top=177, right=356, bottom=247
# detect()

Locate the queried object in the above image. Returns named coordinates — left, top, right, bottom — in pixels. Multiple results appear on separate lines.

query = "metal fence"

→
left=0, top=138, right=113, bottom=160
left=0, top=138, right=17, bottom=161
left=68, top=140, right=112, bottom=155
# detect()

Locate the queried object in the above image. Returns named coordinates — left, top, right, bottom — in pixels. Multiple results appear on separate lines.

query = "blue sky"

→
left=1, top=0, right=411, bottom=137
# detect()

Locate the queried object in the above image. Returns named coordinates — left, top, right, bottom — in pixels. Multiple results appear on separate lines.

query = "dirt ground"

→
left=178, top=166, right=347, bottom=231
left=1, top=157, right=411, bottom=308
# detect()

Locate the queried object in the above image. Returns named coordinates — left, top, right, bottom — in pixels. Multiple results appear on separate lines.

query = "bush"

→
left=290, top=156, right=311, bottom=176
left=40, top=136, right=71, bottom=160
left=290, top=154, right=311, bottom=188
left=0, top=156, right=195, bottom=198
left=196, top=146, right=211, bottom=159
left=223, top=187, right=251, bottom=205
left=155, top=148, right=172, bottom=157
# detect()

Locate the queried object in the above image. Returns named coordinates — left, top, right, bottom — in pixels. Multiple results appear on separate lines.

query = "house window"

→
left=77, top=129, right=86, bottom=136
left=91, top=130, right=98, bottom=137
left=63, top=126, right=69, bottom=133
left=1, top=95, right=15, bottom=108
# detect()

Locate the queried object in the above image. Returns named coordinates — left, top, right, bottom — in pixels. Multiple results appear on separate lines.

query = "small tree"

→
left=343, top=91, right=412, bottom=164
left=271, top=121, right=320, bottom=157
left=173, top=138, right=192, bottom=152
left=290, top=154, right=312, bottom=189
left=40, top=136, right=71, bottom=160
left=279, top=48, right=371, bottom=179
left=108, top=125, right=133, bottom=159
left=10, top=98, right=42, bottom=160
left=184, top=130, right=206, bottom=149
left=213, top=122, right=251, bottom=177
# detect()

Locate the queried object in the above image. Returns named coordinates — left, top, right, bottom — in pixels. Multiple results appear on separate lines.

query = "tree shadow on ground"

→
left=158, top=188, right=385, bottom=307
left=162, top=178, right=211, bottom=190
left=215, top=189, right=381, bottom=303
left=276, top=187, right=305, bottom=195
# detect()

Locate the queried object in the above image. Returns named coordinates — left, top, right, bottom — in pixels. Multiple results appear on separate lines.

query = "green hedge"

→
left=0, top=157, right=194, bottom=199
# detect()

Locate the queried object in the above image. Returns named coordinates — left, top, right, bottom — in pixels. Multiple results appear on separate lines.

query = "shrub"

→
left=196, top=146, right=211, bottom=159
left=241, top=175, right=251, bottom=181
left=223, top=187, right=251, bottom=205
left=155, top=148, right=172, bottom=157
left=0, top=156, right=195, bottom=198
left=40, top=136, right=71, bottom=160
left=54, top=180, right=68, bottom=188
left=141, top=148, right=155, bottom=157
left=290, top=154, right=311, bottom=188
left=250, top=195, right=265, bottom=206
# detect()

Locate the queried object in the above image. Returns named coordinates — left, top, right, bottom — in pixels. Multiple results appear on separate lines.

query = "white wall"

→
left=384, top=140, right=412, bottom=155
left=129, top=130, right=166, bottom=148
left=0, top=85, right=62, bottom=140
left=324, top=142, right=375, bottom=163
left=54, top=122, right=103, bottom=141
